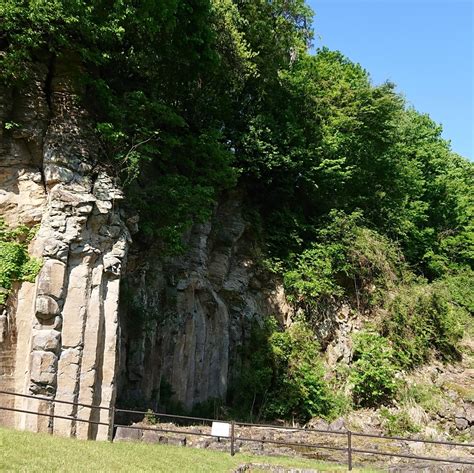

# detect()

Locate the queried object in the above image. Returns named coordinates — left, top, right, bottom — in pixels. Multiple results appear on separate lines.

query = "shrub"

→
left=433, top=270, right=474, bottom=318
left=350, top=331, right=399, bottom=407
left=284, top=244, right=344, bottom=307
left=379, top=407, right=421, bottom=436
left=144, top=409, right=158, bottom=425
left=231, top=318, right=342, bottom=423
left=264, top=320, right=342, bottom=422
left=227, top=318, right=275, bottom=422
left=0, top=219, right=41, bottom=304
left=399, top=383, right=444, bottom=414
left=346, top=226, right=405, bottom=306
left=283, top=211, right=406, bottom=318
left=383, top=282, right=464, bottom=368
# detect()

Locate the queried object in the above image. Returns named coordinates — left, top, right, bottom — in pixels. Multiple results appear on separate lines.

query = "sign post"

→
left=230, top=420, right=235, bottom=456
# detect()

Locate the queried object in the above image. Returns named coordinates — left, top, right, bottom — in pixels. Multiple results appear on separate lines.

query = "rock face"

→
left=0, top=57, right=295, bottom=439
left=0, top=59, right=294, bottom=438
left=0, top=58, right=362, bottom=442
left=118, top=195, right=293, bottom=411
left=0, top=57, right=357, bottom=439
left=0, top=60, right=130, bottom=440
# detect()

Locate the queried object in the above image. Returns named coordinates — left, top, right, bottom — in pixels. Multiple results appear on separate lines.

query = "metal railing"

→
left=1, top=389, right=473, bottom=470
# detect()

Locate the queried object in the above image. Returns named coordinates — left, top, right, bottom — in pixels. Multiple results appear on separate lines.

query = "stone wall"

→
left=0, top=60, right=129, bottom=440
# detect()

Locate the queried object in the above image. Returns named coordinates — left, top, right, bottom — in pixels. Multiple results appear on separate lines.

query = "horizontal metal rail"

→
left=237, top=435, right=347, bottom=452
left=353, top=430, right=474, bottom=448
left=236, top=420, right=347, bottom=436
left=0, top=390, right=110, bottom=411
left=0, top=405, right=109, bottom=427
left=114, top=422, right=218, bottom=439
left=353, top=447, right=474, bottom=466
left=115, top=408, right=214, bottom=424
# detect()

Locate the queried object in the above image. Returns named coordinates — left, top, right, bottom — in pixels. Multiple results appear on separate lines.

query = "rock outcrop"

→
left=118, top=195, right=293, bottom=411
left=0, top=59, right=293, bottom=438
left=2, top=60, right=472, bottom=451
left=0, top=59, right=348, bottom=438
left=0, top=60, right=130, bottom=440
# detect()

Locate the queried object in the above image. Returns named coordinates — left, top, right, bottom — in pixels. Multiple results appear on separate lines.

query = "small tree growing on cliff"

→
left=350, top=331, right=398, bottom=407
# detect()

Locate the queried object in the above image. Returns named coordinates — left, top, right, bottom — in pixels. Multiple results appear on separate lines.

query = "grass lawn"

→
left=0, top=427, right=378, bottom=472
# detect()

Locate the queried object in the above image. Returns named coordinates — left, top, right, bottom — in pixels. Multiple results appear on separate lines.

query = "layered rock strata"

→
left=0, top=60, right=129, bottom=440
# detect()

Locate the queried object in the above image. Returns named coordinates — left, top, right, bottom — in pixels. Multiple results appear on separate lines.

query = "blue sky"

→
left=307, top=0, right=473, bottom=159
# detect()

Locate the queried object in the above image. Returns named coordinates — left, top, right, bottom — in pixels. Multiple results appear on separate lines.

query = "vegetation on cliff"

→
left=0, top=219, right=41, bottom=305
left=1, top=0, right=472, bottom=424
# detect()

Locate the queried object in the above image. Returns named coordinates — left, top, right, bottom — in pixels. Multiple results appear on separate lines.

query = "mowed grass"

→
left=0, top=427, right=378, bottom=472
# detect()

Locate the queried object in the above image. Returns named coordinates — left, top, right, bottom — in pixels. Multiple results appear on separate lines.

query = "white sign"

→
left=211, top=421, right=230, bottom=438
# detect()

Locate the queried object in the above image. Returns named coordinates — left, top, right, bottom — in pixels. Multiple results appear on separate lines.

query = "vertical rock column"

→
left=12, top=60, right=130, bottom=440
left=0, top=65, right=49, bottom=427
left=25, top=180, right=130, bottom=440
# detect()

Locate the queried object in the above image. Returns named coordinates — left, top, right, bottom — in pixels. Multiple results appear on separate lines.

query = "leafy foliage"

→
left=0, top=219, right=41, bottom=304
left=231, top=318, right=344, bottom=423
left=284, top=211, right=405, bottom=315
left=2, top=1, right=471, bottom=262
left=383, top=280, right=465, bottom=369
left=379, top=408, right=421, bottom=436
left=350, top=332, right=399, bottom=407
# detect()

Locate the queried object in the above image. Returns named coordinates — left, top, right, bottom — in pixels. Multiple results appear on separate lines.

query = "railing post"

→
left=347, top=430, right=353, bottom=471
left=108, top=405, right=115, bottom=442
left=230, top=420, right=235, bottom=456
left=48, top=397, right=54, bottom=435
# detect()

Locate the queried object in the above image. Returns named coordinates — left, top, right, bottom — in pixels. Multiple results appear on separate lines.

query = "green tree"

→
left=350, top=332, right=398, bottom=407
